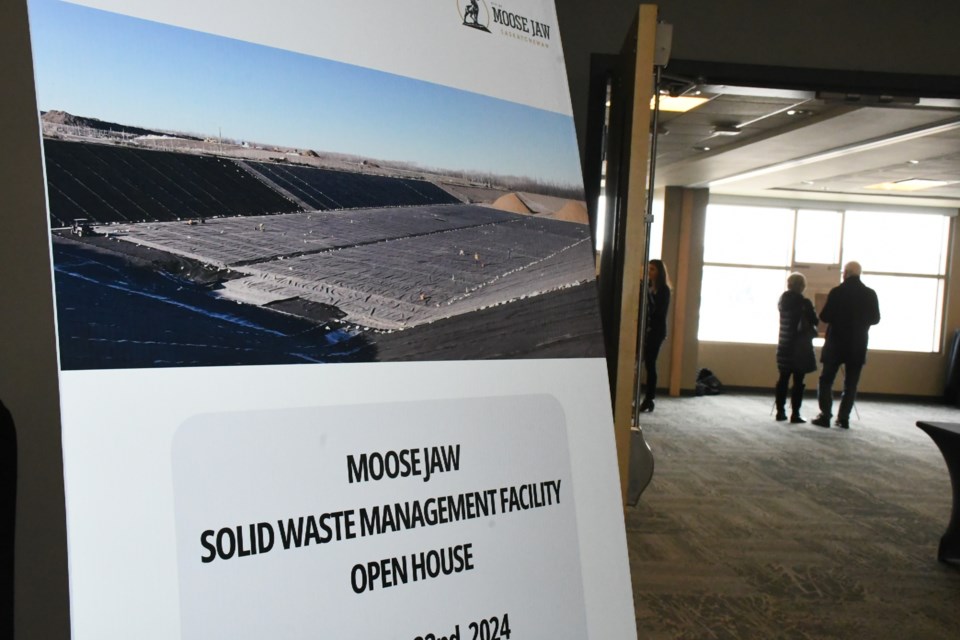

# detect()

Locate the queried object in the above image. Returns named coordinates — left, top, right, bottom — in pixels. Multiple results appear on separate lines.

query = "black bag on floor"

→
left=695, top=368, right=723, bottom=396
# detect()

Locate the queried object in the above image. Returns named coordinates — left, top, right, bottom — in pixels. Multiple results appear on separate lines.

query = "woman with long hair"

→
left=775, top=272, right=819, bottom=423
left=639, top=259, right=671, bottom=412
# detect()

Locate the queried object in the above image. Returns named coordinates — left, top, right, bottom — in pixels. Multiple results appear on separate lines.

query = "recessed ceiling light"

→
left=654, top=95, right=710, bottom=112
left=801, top=180, right=815, bottom=185
left=864, top=178, right=957, bottom=191
left=694, top=145, right=711, bottom=151
left=907, top=159, right=920, bottom=164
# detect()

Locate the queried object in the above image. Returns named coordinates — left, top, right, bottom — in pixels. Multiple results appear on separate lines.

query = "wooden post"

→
left=612, top=4, right=658, bottom=501
left=668, top=190, right=694, bottom=396
left=666, top=187, right=708, bottom=396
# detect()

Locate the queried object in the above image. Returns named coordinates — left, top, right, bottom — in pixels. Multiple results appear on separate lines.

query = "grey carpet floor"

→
left=627, top=392, right=960, bottom=639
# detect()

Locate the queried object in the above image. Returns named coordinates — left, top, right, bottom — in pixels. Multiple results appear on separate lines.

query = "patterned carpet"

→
left=627, top=392, right=960, bottom=639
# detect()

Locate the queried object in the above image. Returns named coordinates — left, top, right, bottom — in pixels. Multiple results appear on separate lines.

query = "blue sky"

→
left=26, top=0, right=583, bottom=187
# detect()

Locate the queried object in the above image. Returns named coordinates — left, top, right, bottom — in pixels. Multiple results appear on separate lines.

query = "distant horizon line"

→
left=39, top=108, right=586, bottom=196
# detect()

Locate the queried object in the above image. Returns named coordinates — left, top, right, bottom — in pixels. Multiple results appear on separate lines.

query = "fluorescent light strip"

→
left=653, top=95, right=710, bottom=112
left=864, top=178, right=957, bottom=192
left=707, top=117, right=960, bottom=188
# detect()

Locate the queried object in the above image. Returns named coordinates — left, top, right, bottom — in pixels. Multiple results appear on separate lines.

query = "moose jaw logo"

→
left=458, top=0, right=491, bottom=32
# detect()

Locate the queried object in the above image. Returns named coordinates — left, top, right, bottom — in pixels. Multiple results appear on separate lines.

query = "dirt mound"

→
left=491, top=193, right=589, bottom=224
left=515, top=192, right=571, bottom=214
left=491, top=192, right=533, bottom=214
left=41, top=110, right=196, bottom=139
left=551, top=200, right=589, bottom=224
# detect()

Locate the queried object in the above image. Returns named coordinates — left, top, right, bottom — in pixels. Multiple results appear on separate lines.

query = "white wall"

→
left=698, top=342, right=953, bottom=397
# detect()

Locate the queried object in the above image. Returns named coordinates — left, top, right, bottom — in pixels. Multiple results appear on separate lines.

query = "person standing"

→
left=639, top=259, right=671, bottom=412
left=774, top=272, right=819, bottom=423
left=812, top=261, right=881, bottom=429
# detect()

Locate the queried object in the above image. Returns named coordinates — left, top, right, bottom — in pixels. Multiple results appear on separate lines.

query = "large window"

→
left=699, top=266, right=788, bottom=343
left=795, top=209, right=842, bottom=264
left=699, top=203, right=951, bottom=352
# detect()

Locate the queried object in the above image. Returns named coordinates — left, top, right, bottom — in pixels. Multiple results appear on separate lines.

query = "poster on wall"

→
left=25, top=0, right=636, bottom=637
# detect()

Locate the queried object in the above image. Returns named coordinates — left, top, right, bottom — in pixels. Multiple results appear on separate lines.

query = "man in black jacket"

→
left=812, top=261, right=881, bottom=429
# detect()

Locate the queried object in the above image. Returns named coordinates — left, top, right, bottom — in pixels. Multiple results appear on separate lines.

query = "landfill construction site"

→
left=42, top=119, right=604, bottom=369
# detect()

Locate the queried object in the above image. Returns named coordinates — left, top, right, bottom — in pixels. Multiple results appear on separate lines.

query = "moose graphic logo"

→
left=458, top=0, right=491, bottom=32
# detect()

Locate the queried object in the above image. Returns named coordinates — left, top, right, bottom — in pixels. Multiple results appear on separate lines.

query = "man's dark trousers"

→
left=818, top=359, right=862, bottom=420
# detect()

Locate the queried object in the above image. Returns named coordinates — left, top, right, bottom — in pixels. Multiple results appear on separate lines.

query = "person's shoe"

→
left=775, top=409, right=787, bottom=421
left=639, top=399, right=655, bottom=413
left=811, top=414, right=832, bottom=428
left=835, top=418, right=849, bottom=429
left=790, top=413, right=806, bottom=424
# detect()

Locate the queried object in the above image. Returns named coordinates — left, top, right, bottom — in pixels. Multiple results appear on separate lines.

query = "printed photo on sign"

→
left=28, top=0, right=602, bottom=369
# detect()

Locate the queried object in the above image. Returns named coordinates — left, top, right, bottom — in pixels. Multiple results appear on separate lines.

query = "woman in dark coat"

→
left=639, top=259, right=671, bottom=412
left=775, top=272, right=819, bottom=423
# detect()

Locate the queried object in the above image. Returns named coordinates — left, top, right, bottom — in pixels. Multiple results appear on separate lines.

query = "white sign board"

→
left=25, top=0, right=636, bottom=637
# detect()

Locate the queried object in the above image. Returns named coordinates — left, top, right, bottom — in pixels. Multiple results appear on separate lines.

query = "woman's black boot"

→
left=775, top=377, right=788, bottom=421
left=790, top=384, right=806, bottom=423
